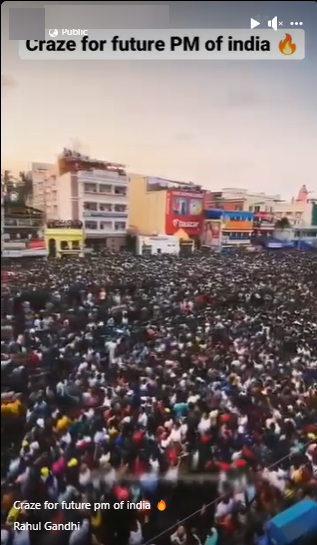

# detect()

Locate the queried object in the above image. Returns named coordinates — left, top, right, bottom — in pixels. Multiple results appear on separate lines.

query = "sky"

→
left=1, top=1, right=317, bottom=199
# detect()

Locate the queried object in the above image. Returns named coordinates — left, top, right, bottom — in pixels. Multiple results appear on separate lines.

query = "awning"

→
left=173, top=228, right=190, bottom=241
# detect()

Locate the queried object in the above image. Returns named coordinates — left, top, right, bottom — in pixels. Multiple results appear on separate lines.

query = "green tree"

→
left=17, top=171, right=33, bottom=203
left=274, top=216, right=291, bottom=230
left=1, top=170, right=16, bottom=192
left=1, top=170, right=32, bottom=204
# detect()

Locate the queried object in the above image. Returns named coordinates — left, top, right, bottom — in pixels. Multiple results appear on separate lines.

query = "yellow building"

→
left=128, top=174, right=166, bottom=235
left=45, top=223, right=85, bottom=258
left=128, top=175, right=204, bottom=241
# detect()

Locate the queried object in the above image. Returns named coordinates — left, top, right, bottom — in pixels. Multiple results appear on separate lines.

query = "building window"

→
left=114, top=222, right=126, bottom=231
left=114, top=187, right=127, bottom=196
left=99, top=203, right=112, bottom=212
left=114, top=204, right=127, bottom=213
left=61, top=240, right=69, bottom=250
left=254, top=206, right=261, bottom=213
left=84, top=202, right=98, bottom=211
left=249, top=206, right=253, bottom=211
left=99, top=184, right=112, bottom=194
left=84, top=183, right=98, bottom=193
left=100, top=221, right=112, bottom=230
left=72, top=240, right=80, bottom=249
left=85, top=221, right=98, bottom=229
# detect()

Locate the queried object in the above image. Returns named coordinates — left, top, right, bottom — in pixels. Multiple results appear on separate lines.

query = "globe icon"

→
left=49, top=29, right=58, bottom=37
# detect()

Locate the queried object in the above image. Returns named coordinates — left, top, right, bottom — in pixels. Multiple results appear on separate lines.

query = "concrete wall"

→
left=128, top=174, right=147, bottom=232
left=144, top=191, right=166, bottom=235
left=128, top=175, right=166, bottom=235
left=137, top=235, right=180, bottom=255
left=56, top=173, right=72, bottom=220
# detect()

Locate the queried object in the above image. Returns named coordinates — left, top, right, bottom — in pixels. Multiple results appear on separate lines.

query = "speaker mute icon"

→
left=268, top=16, right=278, bottom=31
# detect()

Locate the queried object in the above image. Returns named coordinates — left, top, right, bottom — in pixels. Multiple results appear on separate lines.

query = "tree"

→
left=1, top=170, right=32, bottom=204
left=17, top=171, right=33, bottom=203
left=1, top=170, right=16, bottom=191
left=274, top=216, right=291, bottom=230
left=1, top=170, right=17, bottom=202
left=125, top=233, right=137, bottom=253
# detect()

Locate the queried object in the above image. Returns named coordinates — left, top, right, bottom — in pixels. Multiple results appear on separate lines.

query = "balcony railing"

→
left=84, top=222, right=126, bottom=233
left=253, top=220, right=275, bottom=229
left=78, top=169, right=127, bottom=181
left=4, top=218, right=43, bottom=227
left=83, top=211, right=127, bottom=218
left=83, top=185, right=127, bottom=197
left=46, top=220, right=83, bottom=229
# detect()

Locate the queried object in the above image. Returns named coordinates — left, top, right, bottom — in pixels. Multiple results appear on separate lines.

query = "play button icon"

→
left=251, top=18, right=261, bottom=29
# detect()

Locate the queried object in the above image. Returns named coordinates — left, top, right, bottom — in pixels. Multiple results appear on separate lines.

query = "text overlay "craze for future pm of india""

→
left=19, top=29, right=305, bottom=60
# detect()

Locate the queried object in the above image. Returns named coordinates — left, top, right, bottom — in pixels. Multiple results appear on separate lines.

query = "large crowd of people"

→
left=1, top=251, right=317, bottom=545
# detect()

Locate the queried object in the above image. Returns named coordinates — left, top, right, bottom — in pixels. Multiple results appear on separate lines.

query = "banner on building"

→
left=2, top=239, right=47, bottom=257
left=202, top=221, right=222, bottom=247
left=165, top=190, right=203, bottom=236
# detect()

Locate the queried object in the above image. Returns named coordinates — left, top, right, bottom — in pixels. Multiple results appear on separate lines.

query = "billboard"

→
left=222, top=219, right=253, bottom=231
left=2, top=239, right=47, bottom=257
left=165, top=190, right=203, bottom=236
left=202, top=221, right=222, bottom=247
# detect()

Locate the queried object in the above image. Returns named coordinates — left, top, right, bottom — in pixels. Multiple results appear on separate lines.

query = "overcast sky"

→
left=1, top=1, right=316, bottom=199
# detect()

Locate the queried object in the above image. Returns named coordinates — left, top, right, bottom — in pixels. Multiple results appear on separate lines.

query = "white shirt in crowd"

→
left=128, top=521, right=143, bottom=545
left=69, top=519, right=90, bottom=545
left=215, top=498, right=235, bottom=519
left=11, top=529, right=30, bottom=545
left=198, top=416, right=210, bottom=434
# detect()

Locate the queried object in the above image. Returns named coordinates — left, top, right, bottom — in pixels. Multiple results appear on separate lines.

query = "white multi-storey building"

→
left=32, top=150, right=129, bottom=251
left=77, top=167, right=128, bottom=250
left=31, top=162, right=55, bottom=212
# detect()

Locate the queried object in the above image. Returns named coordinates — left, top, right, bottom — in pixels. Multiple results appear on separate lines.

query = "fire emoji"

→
left=279, top=34, right=296, bottom=55
left=157, top=500, right=166, bottom=511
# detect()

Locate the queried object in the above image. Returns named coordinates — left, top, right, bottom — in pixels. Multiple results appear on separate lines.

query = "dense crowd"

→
left=1, top=251, right=317, bottom=545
